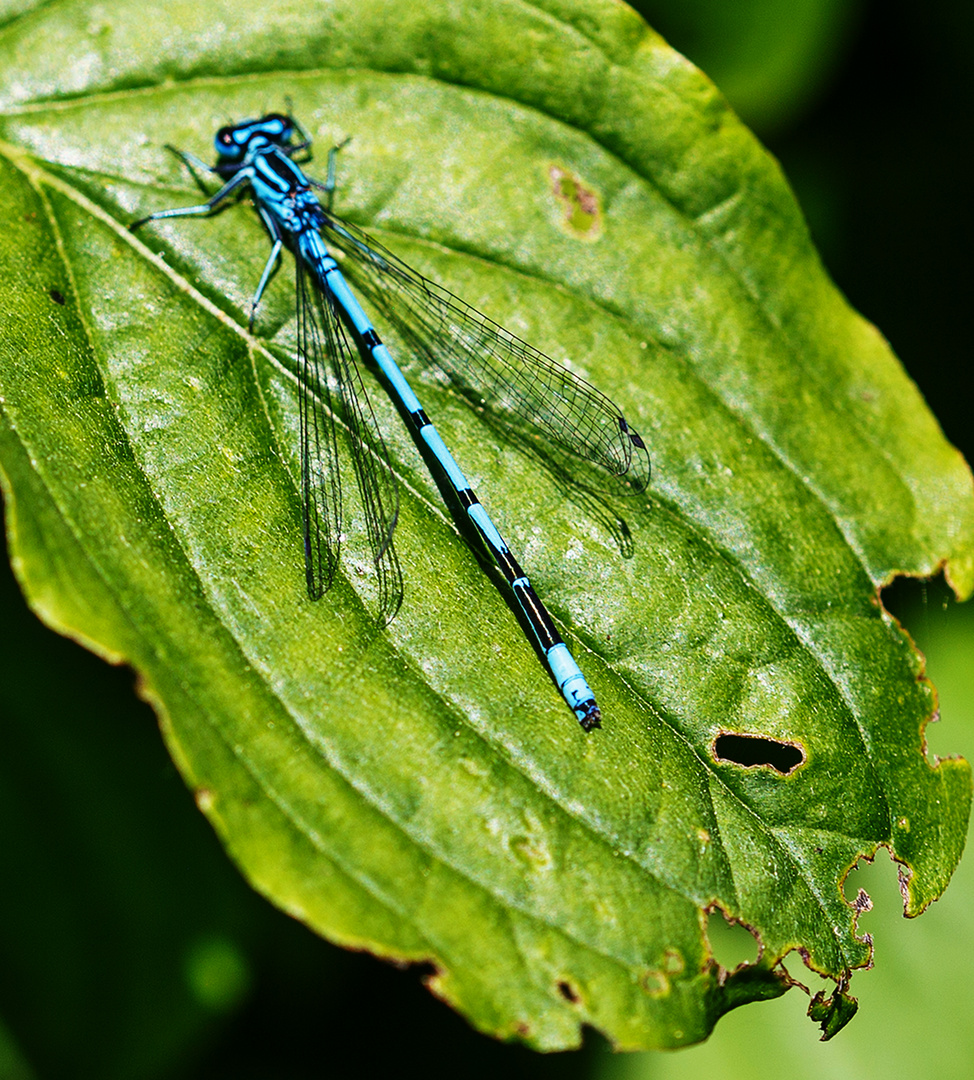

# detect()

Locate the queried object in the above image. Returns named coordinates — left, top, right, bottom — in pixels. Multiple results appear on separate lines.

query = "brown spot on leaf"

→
left=548, top=165, right=602, bottom=240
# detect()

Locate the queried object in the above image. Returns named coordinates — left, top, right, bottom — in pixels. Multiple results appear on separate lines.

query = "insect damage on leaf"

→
left=712, top=732, right=806, bottom=774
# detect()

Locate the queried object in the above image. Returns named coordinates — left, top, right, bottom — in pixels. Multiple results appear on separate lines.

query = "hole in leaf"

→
left=48, top=287, right=66, bottom=305
left=713, top=733, right=804, bottom=774
left=842, top=847, right=898, bottom=914
left=557, top=980, right=579, bottom=1004
left=880, top=572, right=953, bottom=629
left=705, top=908, right=760, bottom=970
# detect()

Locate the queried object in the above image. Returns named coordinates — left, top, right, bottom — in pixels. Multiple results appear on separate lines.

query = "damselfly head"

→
left=214, top=114, right=294, bottom=162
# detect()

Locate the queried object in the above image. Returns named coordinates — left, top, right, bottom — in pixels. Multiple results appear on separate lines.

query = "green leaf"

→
left=1, top=0, right=971, bottom=1051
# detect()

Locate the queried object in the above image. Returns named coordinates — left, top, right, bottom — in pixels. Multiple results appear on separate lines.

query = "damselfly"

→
left=131, top=112, right=649, bottom=731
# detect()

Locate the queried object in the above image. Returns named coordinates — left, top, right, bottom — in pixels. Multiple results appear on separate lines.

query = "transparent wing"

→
left=295, top=251, right=342, bottom=601
left=319, top=214, right=650, bottom=495
left=296, top=254, right=403, bottom=623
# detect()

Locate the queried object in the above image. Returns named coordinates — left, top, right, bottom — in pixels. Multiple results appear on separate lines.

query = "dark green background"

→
left=2, top=0, right=972, bottom=1076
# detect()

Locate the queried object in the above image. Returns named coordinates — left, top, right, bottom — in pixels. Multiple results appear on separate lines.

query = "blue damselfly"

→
left=131, top=112, right=649, bottom=730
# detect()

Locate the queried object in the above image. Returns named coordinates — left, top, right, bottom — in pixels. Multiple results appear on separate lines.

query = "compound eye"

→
left=216, top=125, right=236, bottom=147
